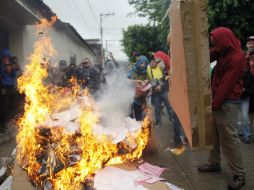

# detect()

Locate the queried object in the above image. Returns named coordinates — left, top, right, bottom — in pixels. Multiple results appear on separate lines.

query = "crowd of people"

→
left=1, top=26, right=254, bottom=190
left=127, top=51, right=183, bottom=148
left=0, top=50, right=120, bottom=134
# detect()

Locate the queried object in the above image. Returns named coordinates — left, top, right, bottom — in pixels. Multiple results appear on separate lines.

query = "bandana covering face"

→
left=127, top=55, right=149, bottom=80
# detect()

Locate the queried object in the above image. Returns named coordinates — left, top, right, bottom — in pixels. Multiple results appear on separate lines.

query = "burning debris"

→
left=16, top=16, right=150, bottom=190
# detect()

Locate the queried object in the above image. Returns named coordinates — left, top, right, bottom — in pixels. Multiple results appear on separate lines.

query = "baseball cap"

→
left=247, top=36, right=254, bottom=42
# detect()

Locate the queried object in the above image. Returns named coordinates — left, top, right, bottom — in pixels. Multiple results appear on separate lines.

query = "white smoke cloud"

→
left=96, top=64, right=135, bottom=130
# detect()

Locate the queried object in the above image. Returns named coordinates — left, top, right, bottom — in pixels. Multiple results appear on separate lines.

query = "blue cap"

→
left=1, top=48, right=11, bottom=57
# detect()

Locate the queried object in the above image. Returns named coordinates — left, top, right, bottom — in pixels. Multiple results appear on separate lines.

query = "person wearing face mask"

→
left=198, top=27, right=246, bottom=190
left=127, top=55, right=149, bottom=121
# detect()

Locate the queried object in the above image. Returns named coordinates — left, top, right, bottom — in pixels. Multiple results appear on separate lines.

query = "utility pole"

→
left=100, top=12, right=114, bottom=64
left=105, top=40, right=117, bottom=52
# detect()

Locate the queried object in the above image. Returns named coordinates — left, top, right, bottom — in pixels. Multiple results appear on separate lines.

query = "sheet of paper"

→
left=0, top=176, right=12, bottom=190
left=138, top=162, right=166, bottom=177
left=165, top=182, right=184, bottom=190
left=94, top=166, right=148, bottom=190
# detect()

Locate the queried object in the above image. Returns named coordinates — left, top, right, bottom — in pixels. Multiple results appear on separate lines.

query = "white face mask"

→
left=156, top=59, right=165, bottom=71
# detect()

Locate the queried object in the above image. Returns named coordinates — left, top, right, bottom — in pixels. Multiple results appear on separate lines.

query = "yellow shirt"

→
left=147, top=65, right=163, bottom=80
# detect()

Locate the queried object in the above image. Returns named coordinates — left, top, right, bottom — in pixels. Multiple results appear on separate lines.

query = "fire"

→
left=16, top=16, right=150, bottom=190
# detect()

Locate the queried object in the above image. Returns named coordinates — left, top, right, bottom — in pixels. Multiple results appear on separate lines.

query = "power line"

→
left=72, top=0, right=89, bottom=29
left=86, top=0, right=99, bottom=26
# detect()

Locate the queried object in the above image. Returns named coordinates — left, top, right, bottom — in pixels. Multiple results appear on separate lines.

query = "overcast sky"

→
left=43, top=0, right=148, bottom=61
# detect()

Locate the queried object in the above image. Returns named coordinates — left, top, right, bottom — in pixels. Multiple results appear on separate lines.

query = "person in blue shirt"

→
left=0, top=48, right=20, bottom=133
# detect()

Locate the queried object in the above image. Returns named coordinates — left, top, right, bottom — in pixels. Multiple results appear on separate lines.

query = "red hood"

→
left=211, top=27, right=241, bottom=54
left=154, top=51, right=170, bottom=72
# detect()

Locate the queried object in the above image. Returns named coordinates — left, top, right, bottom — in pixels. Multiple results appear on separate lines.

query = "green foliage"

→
left=122, top=24, right=164, bottom=61
left=124, top=0, right=254, bottom=60
left=208, top=0, right=254, bottom=44
left=121, top=0, right=170, bottom=60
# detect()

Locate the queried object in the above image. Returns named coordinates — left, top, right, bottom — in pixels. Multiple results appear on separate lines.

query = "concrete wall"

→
left=12, top=25, right=95, bottom=69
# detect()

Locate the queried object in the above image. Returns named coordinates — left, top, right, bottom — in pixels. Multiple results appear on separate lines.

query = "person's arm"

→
left=212, top=55, right=246, bottom=109
left=110, top=52, right=119, bottom=68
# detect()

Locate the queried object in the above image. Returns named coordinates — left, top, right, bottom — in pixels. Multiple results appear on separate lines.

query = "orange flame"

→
left=17, top=16, right=150, bottom=190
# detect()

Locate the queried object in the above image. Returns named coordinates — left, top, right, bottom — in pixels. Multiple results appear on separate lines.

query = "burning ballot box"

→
left=12, top=16, right=153, bottom=190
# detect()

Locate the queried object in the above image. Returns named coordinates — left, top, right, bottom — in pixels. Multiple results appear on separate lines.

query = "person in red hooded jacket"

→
left=198, top=27, right=246, bottom=190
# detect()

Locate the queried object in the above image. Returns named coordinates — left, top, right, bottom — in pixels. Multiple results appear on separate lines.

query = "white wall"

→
left=9, top=28, right=25, bottom=67
left=20, top=25, right=95, bottom=68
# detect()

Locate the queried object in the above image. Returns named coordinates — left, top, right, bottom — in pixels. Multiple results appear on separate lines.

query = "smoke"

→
left=96, top=64, right=135, bottom=130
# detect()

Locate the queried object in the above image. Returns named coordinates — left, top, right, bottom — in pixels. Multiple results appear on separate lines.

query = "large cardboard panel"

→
left=11, top=160, right=35, bottom=190
left=169, top=0, right=212, bottom=147
left=169, top=0, right=192, bottom=146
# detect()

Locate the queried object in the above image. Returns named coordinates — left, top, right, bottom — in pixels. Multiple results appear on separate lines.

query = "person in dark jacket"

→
left=77, top=58, right=100, bottom=94
left=247, top=49, right=254, bottom=141
left=66, top=63, right=77, bottom=82
left=0, top=49, right=20, bottom=133
left=198, top=27, right=246, bottom=190
left=239, top=47, right=254, bottom=144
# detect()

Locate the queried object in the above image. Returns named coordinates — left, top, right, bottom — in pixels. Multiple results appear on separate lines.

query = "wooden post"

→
left=169, top=0, right=212, bottom=148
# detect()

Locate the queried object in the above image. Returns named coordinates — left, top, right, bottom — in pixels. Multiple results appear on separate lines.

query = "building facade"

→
left=0, top=0, right=97, bottom=69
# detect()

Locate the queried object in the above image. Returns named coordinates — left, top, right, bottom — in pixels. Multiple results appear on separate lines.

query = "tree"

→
left=122, top=24, right=164, bottom=61
left=208, top=0, right=254, bottom=44
left=122, top=0, right=171, bottom=60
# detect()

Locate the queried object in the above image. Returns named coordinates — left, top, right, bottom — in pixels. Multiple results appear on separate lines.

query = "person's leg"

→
left=209, top=109, right=221, bottom=164
left=198, top=109, right=221, bottom=172
left=133, top=103, right=143, bottom=121
left=161, top=91, right=182, bottom=146
left=151, top=93, right=162, bottom=126
left=218, top=103, right=246, bottom=189
left=240, top=98, right=251, bottom=143
left=160, top=91, right=174, bottom=122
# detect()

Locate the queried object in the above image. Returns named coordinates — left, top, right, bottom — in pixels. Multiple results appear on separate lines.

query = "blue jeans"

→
left=240, top=98, right=251, bottom=139
left=151, top=91, right=182, bottom=145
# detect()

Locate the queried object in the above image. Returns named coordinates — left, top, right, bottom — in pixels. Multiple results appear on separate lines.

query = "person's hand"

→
left=165, top=75, right=170, bottom=80
left=154, top=85, right=161, bottom=92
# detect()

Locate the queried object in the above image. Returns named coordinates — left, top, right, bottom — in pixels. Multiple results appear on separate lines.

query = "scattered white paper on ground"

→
left=0, top=166, right=7, bottom=176
left=166, top=182, right=184, bottom=190
left=11, top=148, right=16, bottom=156
left=94, top=166, right=149, bottom=190
left=138, top=162, right=166, bottom=177
left=0, top=176, right=12, bottom=190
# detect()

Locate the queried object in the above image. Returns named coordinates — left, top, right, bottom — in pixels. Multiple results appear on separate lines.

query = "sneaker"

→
left=198, top=163, right=221, bottom=173
left=228, top=175, right=245, bottom=190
